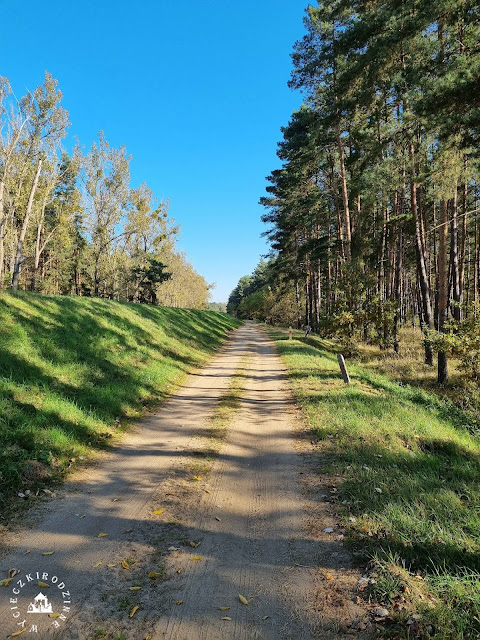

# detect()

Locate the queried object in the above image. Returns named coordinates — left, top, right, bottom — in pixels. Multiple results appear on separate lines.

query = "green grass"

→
left=0, top=291, right=241, bottom=515
left=267, top=327, right=480, bottom=640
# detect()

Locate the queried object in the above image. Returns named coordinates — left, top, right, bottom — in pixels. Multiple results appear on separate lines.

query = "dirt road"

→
left=0, top=324, right=363, bottom=639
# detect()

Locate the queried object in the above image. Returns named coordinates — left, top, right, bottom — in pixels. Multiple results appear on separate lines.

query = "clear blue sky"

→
left=2, top=0, right=307, bottom=302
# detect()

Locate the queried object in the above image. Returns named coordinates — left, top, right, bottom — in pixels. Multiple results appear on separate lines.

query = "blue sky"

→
left=2, top=0, right=307, bottom=302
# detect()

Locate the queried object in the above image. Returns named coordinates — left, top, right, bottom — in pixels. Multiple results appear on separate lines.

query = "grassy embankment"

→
left=268, top=327, right=480, bottom=640
left=0, top=291, right=241, bottom=517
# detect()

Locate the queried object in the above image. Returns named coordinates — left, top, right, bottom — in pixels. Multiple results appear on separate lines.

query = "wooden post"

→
left=337, top=353, right=350, bottom=384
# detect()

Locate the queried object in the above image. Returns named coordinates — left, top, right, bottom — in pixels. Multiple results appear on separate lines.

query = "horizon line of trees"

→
left=0, top=72, right=211, bottom=309
left=229, top=0, right=480, bottom=384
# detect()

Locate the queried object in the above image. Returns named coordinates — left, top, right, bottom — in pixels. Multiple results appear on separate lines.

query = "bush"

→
left=426, top=303, right=480, bottom=380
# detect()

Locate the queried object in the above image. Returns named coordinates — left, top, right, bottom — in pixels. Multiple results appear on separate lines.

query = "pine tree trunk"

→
left=438, top=199, right=449, bottom=383
left=336, top=123, right=351, bottom=262
left=409, top=144, right=433, bottom=364
left=450, top=191, right=461, bottom=321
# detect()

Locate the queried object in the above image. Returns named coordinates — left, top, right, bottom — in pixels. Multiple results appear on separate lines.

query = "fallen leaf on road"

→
left=191, top=556, right=202, bottom=561
left=8, top=570, right=19, bottom=578
left=221, top=616, right=232, bottom=621
left=1, top=578, right=12, bottom=587
left=94, top=562, right=103, bottom=567
left=129, top=605, right=139, bottom=618
left=122, top=559, right=131, bottom=570
left=176, top=600, right=183, bottom=605
left=107, top=564, right=117, bottom=568
left=167, top=547, right=179, bottom=551
left=38, top=581, right=50, bottom=588
left=219, top=607, right=230, bottom=611
left=192, top=476, right=202, bottom=481
left=48, top=613, right=60, bottom=618
left=98, top=533, right=109, bottom=537
left=215, top=517, right=221, bottom=521
left=113, top=498, right=119, bottom=502
left=42, top=551, right=54, bottom=556
left=262, top=616, right=270, bottom=620
left=10, top=629, right=27, bottom=637
left=325, top=573, right=334, bottom=581
left=129, top=586, right=141, bottom=591
left=239, top=594, right=249, bottom=605
left=152, top=509, right=164, bottom=515
left=23, top=551, right=30, bottom=555
left=148, top=571, right=161, bottom=578
left=124, top=529, right=133, bottom=534
left=189, top=541, right=201, bottom=547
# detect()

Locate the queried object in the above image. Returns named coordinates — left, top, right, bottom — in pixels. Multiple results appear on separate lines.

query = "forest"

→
left=0, top=74, right=211, bottom=309
left=229, top=0, right=480, bottom=385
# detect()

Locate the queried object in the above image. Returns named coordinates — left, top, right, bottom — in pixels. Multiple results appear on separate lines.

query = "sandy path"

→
left=153, top=324, right=315, bottom=640
left=0, top=323, right=363, bottom=639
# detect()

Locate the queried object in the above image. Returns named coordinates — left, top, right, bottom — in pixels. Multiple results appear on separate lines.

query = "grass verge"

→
left=267, top=327, right=480, bottom=640
left=0, top=291, right=241, bottom=518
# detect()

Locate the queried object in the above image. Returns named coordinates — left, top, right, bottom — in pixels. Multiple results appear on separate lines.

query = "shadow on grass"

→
left=271, top=333, right=480, bottom=584
left=0, top=291, right=240, bottom=509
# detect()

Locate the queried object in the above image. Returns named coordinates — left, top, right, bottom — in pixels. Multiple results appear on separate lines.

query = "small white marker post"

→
left=337, top=353, right=350, bottom=384
left=288, top=326, right=293, bottom=340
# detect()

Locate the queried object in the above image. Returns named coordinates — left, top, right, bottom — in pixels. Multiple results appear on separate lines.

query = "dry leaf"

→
left=239, top=594, right=249, bottom=605
left=168, top=546, right=179, bottom=551
left=192, top=475, right=202, bottom=481
left=48, top=613, right=61, bottom=618
left=191, top=556, right=202, bottom=561
left=262, top=616, right=270, bottom=620
left=38, top=581, right=50, bottom=588
left=148, top=571, right=160, bottom=579
left=94, top=562, right=103, bottom=567
left=129, top=605, right=139, bottom=618
left=129, top=586, right=142, bottom=591
left=98, top=533, right=109, bottom=537
left=42, top=551, right=54, bottom=556
left=219, top=607, right=230, bottom=611
left=1, top=578, right=12, bottom=587
left=189, top=541, right=200, bottom=548
left=204, top=489, right=211, bottom=494
left=325, top=573, right=334, bottom=581
left=113, top=498, right=120, bottom=502
left=124, top=529, right=133, bottom=534
left=8, top=569, right=19, bottom=578
left=152, top=509, right=164, bottom=515
left=122, top=559, right=131, bottom=570
left=221, top=616, right=232, bottom=621
left=10, top=629, right=27, bottom=637
left=215, top=517, right=221, bottom=521
left=23, top=550, right=30, bottom=555
left=175, top=600, right=183, bottom=605
left=107, top=564, right=117, bottom=568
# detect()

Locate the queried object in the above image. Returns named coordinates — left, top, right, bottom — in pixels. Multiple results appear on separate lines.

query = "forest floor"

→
left=0, top=323, right=369, bottom=640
